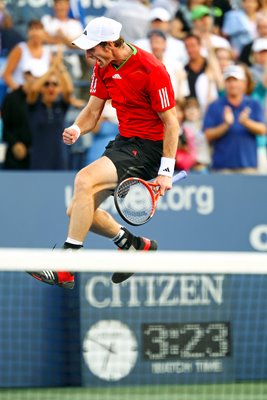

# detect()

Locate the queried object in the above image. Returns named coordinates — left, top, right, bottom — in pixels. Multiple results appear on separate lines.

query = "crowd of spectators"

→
left=0, top=0, right=267, bottom=174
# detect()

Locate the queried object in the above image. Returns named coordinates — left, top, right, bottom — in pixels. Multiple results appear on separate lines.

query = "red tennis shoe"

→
left=111, top=236, right=157, bottom=284
left=27, top=271, right=75, bottom=289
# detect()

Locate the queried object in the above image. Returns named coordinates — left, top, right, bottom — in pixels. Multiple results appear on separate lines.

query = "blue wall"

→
left=0, top=172, right=267, bottom=251
left=0, top=172, right=267, bottom=387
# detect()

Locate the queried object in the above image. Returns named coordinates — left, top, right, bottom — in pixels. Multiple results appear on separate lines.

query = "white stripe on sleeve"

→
left=159, top=87, right=170, bottom=108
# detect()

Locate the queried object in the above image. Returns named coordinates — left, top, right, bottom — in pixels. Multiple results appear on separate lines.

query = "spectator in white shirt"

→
left=41, top=0, right=83, bottom=78
left=135, top=7, right=188, bottom=65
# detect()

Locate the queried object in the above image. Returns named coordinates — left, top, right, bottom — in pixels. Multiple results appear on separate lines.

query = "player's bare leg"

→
left=27, top=157, right=118, bottom=288
left=67, top=157, right=118, bottom=241
left=28, top=157, right=157, bottom=288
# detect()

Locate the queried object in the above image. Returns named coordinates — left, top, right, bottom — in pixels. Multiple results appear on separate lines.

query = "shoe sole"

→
left=111, top=239, right=157, bottom=284
left=26, top=272, right=74, bottom=290
left=111, top=272, right=134, bottom=284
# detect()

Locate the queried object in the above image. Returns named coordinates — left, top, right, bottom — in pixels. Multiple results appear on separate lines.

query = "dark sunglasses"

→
left=43, top=81, right=59, bottom=87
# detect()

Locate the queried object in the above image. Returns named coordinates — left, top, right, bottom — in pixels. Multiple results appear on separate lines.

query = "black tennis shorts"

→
left=103, top=134, right=163, bottom=182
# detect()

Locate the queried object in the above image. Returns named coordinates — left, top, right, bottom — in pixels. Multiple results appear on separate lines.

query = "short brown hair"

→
left=28, top=20, right=44, bottom=30
left=184, top=97, right=200, bottom=109
left=99, top=37, right=125, bottom=48
left=184, top=33, right=201, bottom=45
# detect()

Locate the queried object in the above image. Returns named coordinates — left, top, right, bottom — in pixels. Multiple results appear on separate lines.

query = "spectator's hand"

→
left=51, top=47, right=64, bottom=70
left=238, top=107, right=251, bottom=126
left=201, top=35, right=212, bottom=50
left=55, top=29, right=69, bottom=45
left=224, top=106, right=234, bottom=125
left=12, top=142, right=27, bottom=160
left=55, top=29, right=66, bottom=39
left=63, top=125, right=81, bottom=145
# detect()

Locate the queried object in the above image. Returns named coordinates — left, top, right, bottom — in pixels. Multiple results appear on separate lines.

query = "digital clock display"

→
left=142, top=322, right=231, bottom=361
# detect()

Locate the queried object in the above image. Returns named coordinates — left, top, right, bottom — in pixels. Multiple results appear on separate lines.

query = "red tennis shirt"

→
left=89, top=44, right=175, bottom=141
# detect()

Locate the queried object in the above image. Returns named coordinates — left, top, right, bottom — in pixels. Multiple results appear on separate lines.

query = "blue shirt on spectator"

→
left=203, top=96, right=264, bottom=169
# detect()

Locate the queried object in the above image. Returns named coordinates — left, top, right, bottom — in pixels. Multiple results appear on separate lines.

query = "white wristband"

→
left=158, top=157, right=175, bottom=177
left=69, top=124, right=81, bottom=139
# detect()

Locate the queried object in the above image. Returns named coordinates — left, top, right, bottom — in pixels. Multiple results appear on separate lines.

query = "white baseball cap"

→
left=72, top=17, right=122, bottom=50
left=223, top=65, right=245, bottom=80
left=149, top=7, right=171, bottom=22
left=23, top=59, right=48, bottom=77
left=252, top=38, right=267, bottom=52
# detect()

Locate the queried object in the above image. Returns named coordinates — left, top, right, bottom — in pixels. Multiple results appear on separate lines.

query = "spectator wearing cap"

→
left=2, top=20, right=51, bottom=91
left=148, top=29, right=189, bottom=100
left=104, top=0, right=151, bottom=43
left=184, top=1, right=232, bottom=34
left=1, top=59, right=48, bottom=169
left=203, top=64, right=266, bottom=173
left=239, top=16, right=267, bottom=66
left=190, top=5, right=231, bottom=53
left=135, top=7, right=188, bottom=65
left=250, top=37, right=267, bottom=88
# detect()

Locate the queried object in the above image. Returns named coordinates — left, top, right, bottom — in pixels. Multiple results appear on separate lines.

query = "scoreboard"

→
left=142, top=322, right=231, bottom=361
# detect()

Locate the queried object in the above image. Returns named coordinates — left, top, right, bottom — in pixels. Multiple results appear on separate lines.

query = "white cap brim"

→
left=224, top=73, right=245, bottom=80
left=72, top=34, right=100, bottom=50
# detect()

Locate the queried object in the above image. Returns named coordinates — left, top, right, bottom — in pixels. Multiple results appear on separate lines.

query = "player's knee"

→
left=74, top=170, right=93, bottom=194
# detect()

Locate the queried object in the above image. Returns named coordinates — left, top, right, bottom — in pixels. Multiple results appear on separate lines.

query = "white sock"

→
left=66, top=237, right=83, bottom=246
left=111, top=228, right=125, bottom=242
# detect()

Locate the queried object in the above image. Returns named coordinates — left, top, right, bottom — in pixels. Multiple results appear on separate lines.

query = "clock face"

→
left=83, top=320, right=138, bottom=381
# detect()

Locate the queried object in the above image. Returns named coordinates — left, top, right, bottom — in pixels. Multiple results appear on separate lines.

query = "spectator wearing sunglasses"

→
left=1, top=59, right=48, bottom=170
left=27, top=51, right=73, bottom=170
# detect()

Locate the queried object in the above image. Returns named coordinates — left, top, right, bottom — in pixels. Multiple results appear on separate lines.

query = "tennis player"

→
left=28, top=16, right=180, bottom=288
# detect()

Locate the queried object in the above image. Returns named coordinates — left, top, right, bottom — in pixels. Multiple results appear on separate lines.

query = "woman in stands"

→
left=2, top=20, right=51, bottom=91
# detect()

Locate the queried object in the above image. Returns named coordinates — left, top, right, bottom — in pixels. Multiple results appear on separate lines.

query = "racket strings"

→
left=116, top=180, right=154, bottom=225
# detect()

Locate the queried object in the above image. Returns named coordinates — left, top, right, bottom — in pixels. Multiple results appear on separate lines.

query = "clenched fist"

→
left=63, top=124, right=81, bottom=145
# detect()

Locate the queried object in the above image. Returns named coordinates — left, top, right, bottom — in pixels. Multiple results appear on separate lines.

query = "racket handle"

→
left=172, top=170, right=187, bottom=183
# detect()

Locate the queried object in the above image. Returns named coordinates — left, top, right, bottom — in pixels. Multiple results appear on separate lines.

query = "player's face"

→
left=85, top=45, right=113, bottom=68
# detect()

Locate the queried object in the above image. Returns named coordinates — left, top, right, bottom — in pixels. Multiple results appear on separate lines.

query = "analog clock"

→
left=83, top=320, right=138, bottom=381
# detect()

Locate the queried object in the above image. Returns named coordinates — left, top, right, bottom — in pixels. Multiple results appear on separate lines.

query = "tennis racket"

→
left=114, top=170, right=187, bottom=226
